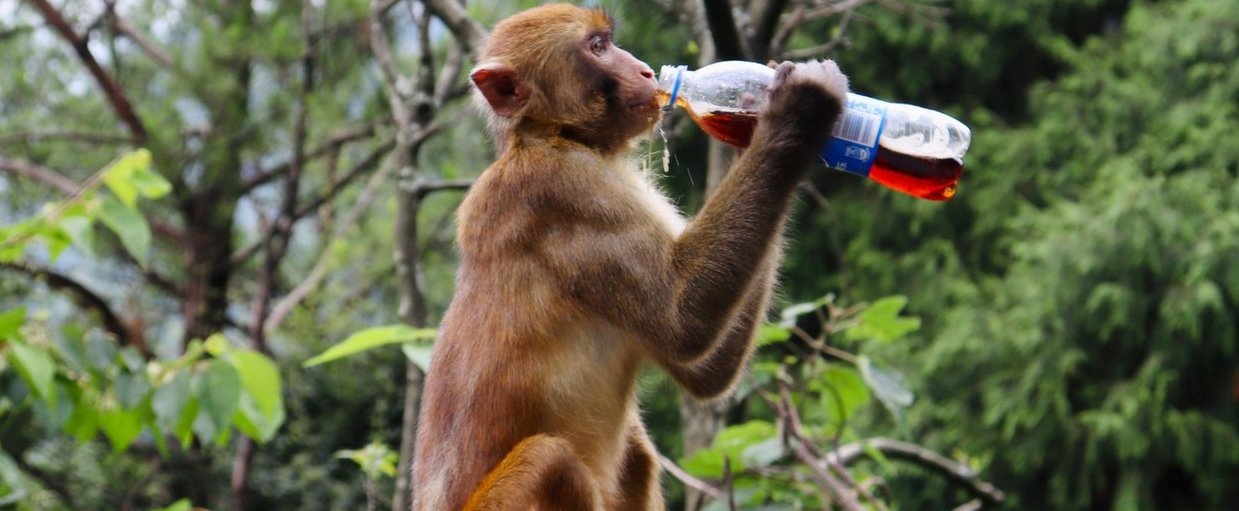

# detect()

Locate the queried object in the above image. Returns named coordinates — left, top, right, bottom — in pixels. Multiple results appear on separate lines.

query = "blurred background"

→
left=1, top=0, right=1236, bottom=509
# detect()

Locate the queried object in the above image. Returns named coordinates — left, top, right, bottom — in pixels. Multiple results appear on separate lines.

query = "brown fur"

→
left=412, top=4, right=848, bottom=510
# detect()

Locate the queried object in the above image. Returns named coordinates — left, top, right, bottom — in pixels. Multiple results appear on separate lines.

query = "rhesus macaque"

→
left=412, top=4, right=849, bottom=510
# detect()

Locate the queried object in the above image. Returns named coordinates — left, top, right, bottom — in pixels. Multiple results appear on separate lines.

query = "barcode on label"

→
left=832, top=110, right=881, bottom=147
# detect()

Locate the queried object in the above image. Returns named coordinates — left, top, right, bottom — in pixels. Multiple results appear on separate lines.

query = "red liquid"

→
left=694, top=110, right=759, bottom=148
left=674, top=105, right=963, bottom=201
left=869, top=147, right=962, bottom=201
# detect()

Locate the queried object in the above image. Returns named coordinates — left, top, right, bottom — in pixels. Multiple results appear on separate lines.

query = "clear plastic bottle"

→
left=657, top=61, right=972, bottom=201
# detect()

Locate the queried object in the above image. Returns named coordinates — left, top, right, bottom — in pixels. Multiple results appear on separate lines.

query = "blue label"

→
left=821, top=94, right=888, bottom=177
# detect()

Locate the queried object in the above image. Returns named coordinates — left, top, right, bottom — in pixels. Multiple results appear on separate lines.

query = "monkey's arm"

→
left=548, top=62, right=846, bottom=370
left=664, top=254, right=778, bottom=398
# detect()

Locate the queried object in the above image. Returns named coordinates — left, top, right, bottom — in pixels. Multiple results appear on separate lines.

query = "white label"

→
left=831, top=109, right=881, bottom=147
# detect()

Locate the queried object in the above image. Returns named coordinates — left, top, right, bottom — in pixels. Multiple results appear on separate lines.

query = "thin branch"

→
left=782, top=8, right=858, bottom=59
left=826, top=438, right=1006, bottom=506
left=422, top=0, right=488, bottom=58
left=776, top=385, right=867, bottom=511
left=0, top=131, right=131, bottom=146
left=229, top=136, right=397, bottom=267
left=29, top=0, right=147, bottom=144
left=657, top=453, right=723, bottom=501
left=111, top=14, right=174, bottom=69
left=0, top=261, right=149, bottom=357
left=0, top=158, right=79, bottom=195
left=241, top=118, right=388, bottom=192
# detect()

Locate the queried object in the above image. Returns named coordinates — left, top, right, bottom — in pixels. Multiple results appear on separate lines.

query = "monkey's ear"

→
left=471, top=64, right=529, bottom=118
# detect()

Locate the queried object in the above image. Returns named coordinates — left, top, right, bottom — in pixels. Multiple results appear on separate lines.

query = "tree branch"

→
left=421, top=0, right=488, bottom=58
left=230, top=136, right=397, bottom=267
left=827, top=438, right=1006, bottom=506
left=657, top=453, right=723, bottom=501
left=110, top=14, right=174, bottom=69
left=748, top=0, right=789, bottom=61
left=241, top=118, right=388, bottom=192
left=701, top=0, right=748, bottom=60
left=29, top=0, right=147, bottom=144
left=0, top=261, right=149, bottom=357
left=0, top=157, right=79, bottom=195
left=0, top=131, right=131, bottom=146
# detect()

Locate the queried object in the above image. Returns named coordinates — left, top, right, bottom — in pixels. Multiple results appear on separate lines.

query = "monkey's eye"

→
left=588, top=34, right=608, bottom=55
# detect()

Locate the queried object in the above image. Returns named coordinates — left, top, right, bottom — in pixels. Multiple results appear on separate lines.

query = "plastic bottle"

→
left=657, top=61, right=972, bottom=201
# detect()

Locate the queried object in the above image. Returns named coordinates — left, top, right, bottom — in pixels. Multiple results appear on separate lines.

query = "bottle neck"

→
left=657, top=65, right=688, bottom=108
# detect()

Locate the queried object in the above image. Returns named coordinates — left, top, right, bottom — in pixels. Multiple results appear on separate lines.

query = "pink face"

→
left=580, top=29, right=659, bottom=121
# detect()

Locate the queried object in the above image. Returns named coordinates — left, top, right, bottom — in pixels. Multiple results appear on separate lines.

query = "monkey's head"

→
left=471, top=4, right=661, bottom=154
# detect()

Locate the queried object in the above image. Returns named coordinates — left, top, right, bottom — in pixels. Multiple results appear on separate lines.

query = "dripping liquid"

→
left=662, top=100, right=963, bottom=201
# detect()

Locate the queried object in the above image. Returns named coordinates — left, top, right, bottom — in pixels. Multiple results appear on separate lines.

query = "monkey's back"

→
left=412, top=143, right=674, bottom=509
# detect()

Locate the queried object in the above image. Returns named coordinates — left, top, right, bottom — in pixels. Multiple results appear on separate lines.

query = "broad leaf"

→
left=195, top=360, right=241, bottom=443
left=98, top=407, right=143, bottom=452
left=0, top=307, right=25, bottom=339
left=152, top=371, right=192, bottom=434
left=811, top=366, right=871, bottom=422
left=305, top=325, right=437, bottom=367
left=755, top=323, right=790, bottom=347
left=401, top=344, right=434, bottom=372
left=680, top=420, right=777, bottom=478
left=98, top=194, right=151, bottom=267
left=858, top=356, right=914, bottom=420
left=229, top=349, right=282, bottom=417
left=101, top=149, right=165, bottom=208
left=845, top=295, right=921, bottom=343
left=155, top=499, right=192, bottom=511
left=7, top=342, right=56, bottom=405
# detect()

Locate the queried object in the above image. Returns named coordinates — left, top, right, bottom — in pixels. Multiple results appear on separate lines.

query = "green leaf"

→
left=152, top=371, right=192, bottom=434
left=0, top=307, right=25, bottom=339
left=335, top=441, right=399, bottom=480
left=98, top=407, right=143, bottom=452
left=681, top=421, right=777, bottom=478
left=98, top=194, right=151, bottom=267
left=304, top=325, right=437, bottom=367
left=154, top=499, right=192, bottom=511
left=7, top=342, right=56, bottom=405
left=401, top=344, right=434, bottom=372
left=204, top=333, right=231, bottom=357
left=228, top=350, right=285, bottom=442
left=115, top=371, right=151, bottom=409
left=56, top=215, right=96, bottom=257
left=101, top=149, right=163, bottom=208
left=845, top=296, right=921, bottom=343
left=228, top=350, right=282, bottom=417
left=755, top=323, right=790, bottom=347
left=741, top=438, right=784, bottom=469
left=194, top=360, right=241, bottom=443
left=811, top=366, right=871, bottom=421
left=64, top=396, right=99, bottom=441
left=858, top=356, right=914, bottom=420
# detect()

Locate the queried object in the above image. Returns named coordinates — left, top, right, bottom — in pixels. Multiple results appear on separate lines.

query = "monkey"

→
left=411, top=4, right=849, bottom=510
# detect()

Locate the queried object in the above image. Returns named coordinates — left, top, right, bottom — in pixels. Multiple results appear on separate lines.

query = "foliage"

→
left=680, top=295, right=927, bottom=509
left=0, top=150, right=285, bottom=507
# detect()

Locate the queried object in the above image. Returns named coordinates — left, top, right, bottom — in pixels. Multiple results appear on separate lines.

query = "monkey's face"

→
left=472, top=5, right=662, bottom=153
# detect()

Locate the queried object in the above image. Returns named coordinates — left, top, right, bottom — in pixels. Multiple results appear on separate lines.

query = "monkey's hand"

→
left=758, top=60, right=850, bottom=159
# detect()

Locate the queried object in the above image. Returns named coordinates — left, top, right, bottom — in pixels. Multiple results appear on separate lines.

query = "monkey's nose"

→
left=639, top=66, right=654, bottom=80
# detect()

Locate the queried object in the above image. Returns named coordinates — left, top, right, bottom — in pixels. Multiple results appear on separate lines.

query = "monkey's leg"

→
left=614, top=418, right=664, bottom=511
left=463, top=434, right=601, bottom=511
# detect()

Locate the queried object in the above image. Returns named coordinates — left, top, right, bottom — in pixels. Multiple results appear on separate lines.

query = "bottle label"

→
left=821, top=94, right=888, bottom=177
